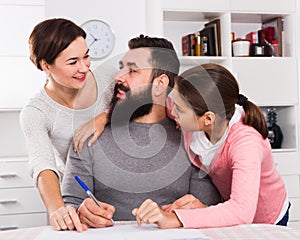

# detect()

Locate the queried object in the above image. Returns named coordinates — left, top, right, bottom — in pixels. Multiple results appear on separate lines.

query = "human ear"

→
left=40, top=59, right=51, bottom=74
left=203, top=111, right=216, bottom=126
left=153, top=74, right=169, bottom=97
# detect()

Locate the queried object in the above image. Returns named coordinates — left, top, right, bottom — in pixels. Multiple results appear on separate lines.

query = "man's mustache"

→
left=114, top=83, right=130, bottom=93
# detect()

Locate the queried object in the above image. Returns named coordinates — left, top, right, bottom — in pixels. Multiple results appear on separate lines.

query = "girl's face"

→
left=45, top=36, right=91, bottom=90
left=171, top=84, right=201, bottom=132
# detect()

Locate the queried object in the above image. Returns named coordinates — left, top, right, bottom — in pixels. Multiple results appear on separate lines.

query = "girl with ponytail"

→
left=132, top=63, right=289, bottom=229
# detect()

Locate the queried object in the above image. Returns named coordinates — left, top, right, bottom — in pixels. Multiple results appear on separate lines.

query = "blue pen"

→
left=74, top=175, right=114, bottom=224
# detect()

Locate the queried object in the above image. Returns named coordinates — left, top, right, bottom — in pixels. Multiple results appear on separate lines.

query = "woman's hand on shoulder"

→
left=73, top=112, right=108, bottom=152
left=49, top=205, right=87, bottom=232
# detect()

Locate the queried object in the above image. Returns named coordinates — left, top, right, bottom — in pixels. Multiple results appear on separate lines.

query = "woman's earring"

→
left=205, top=121, right=209, bottom=126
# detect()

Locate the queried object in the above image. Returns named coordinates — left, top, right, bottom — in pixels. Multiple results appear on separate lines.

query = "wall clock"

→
left=81, top=19, right=115, bottom=59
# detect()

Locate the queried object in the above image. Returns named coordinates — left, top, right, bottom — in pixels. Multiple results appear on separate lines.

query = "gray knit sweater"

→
left=62, top=118, right=221, bottom=220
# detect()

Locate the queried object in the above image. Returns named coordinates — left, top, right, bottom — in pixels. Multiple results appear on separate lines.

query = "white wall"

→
left=0, top=1, right=45, bottom=109
left=296, top=1, right=300, bottom=206
left=45, top=0, right=148, bottom=68
left=0, top=0, right=46, bottom=157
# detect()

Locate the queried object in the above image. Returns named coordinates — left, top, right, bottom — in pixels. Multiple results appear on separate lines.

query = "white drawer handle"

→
left=0, top=199, right=17, bottom=204
left=0, top=225, right=18, bottom=230
left=0, top=173, right=17, bottom=178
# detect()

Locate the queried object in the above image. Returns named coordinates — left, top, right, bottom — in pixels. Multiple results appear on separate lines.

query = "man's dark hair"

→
left=128, top=34, right=180, bottom=91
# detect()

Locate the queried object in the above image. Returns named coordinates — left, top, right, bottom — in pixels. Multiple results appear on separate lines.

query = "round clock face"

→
left=81, top=20, right=115, bottom=59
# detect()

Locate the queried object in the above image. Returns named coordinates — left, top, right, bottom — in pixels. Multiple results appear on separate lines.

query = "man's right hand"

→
left=77, top=198, right=115, bottom=228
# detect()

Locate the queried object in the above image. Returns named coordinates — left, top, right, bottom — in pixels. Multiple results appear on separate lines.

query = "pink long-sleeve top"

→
left=174, top=119, right=287, bottom=228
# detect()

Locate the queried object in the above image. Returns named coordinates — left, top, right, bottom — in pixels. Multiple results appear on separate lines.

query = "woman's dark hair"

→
left=128, top=34, right=179, bottom=91
left=29, top=18, right=86, bottom=70
left=175, top=63, right=268, bottom=139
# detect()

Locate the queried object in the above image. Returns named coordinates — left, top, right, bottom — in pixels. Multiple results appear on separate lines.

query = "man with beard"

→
left=61, top=35, right=221, bottom=228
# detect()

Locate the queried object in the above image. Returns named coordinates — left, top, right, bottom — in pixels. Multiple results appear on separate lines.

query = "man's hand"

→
left=77, top=198, right=115, bottom=228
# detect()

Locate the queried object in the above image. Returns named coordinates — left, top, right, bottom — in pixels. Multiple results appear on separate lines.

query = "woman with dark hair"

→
left=20, top=18, right=111, bottom=232
left=132, top=63, right=289, bottom=229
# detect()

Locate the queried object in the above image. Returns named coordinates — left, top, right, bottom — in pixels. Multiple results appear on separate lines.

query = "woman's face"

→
left=171, top=84, right=200, bottom=132
left=46, top=36, right=91, bottom=90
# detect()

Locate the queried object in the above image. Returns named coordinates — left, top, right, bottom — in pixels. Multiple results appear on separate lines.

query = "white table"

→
left=0, top=222, right=300, bottom=240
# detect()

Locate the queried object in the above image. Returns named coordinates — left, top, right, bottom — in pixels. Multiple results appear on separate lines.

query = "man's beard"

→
left=108, top=83, right=154, bottom=126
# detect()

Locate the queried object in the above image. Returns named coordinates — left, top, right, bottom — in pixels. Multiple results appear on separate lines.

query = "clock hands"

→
left=88, top=39, right=96, bottom=48
left=88, top=32, right=97, bottom=41
left=87, top=32, right=102, bottom=48
left=81, top=20, right=115, bottom=58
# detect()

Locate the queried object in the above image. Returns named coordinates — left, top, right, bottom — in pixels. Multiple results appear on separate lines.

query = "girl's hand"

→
left=132, top=199, right=182, bottom=229
left=49, top=205, right=87, bottom=232
left=162, top=194, right=207, bottom=213
left=73, top=112, right=108, bottom=152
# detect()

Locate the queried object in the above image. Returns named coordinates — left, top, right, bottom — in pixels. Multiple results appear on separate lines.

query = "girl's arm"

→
left=174, top=133, right=264, bottom=228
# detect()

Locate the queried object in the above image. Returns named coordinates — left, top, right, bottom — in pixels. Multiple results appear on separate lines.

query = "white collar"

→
left=190, top=105, right=243, bottom=169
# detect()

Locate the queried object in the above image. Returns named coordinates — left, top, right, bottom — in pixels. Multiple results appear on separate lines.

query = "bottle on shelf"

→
left=266, top=107, right=283, bottom=149
left=195, top=31, right=201, bottom=56
left=201, top=36, right=208, bottom=56
left=271, top=39, right=279, bottom=57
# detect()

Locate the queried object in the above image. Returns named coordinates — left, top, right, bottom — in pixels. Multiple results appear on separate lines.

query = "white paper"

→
left=34, top=222, right=211, bottom=240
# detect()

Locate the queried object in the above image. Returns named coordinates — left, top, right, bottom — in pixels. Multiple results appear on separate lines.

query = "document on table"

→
left=34, top=221, right=211, bottom=240
left=201, top=224, right=300, bottom=240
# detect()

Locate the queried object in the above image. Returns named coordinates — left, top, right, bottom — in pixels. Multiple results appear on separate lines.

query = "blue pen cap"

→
left=74, top=175, right=90, bottom=192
